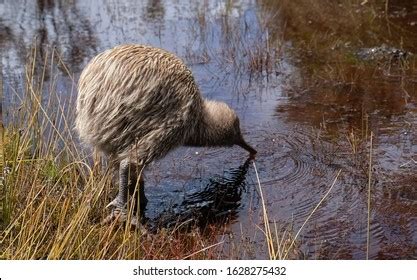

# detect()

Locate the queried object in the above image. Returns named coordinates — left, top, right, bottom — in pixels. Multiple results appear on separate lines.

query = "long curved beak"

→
left=237, top=139, right=257, bottom=158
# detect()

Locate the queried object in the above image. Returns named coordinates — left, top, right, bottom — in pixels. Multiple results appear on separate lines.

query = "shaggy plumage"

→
left=75, top=44, right=256, bottom=223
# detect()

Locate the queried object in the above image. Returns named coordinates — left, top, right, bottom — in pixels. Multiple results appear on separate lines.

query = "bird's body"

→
left=76, top=45, right=202, bottom=163
left=76, top=44, right=256, bottom=223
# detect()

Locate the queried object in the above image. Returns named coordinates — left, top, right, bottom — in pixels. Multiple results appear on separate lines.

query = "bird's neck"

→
left=184, top=100, right=231, bottom=147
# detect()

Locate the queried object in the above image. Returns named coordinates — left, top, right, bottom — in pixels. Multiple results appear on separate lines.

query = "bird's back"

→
left=76, top=45, right=203, bottom=160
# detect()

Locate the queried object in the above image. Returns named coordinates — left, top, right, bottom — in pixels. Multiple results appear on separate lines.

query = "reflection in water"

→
left=149, top=158, right=251, bottom=231
left=1, top=0, right=97, bottom=86
left=143, top=0, right=165, bottom=23
left=262, top=0, right=417, bottom=135
left=0, top=20, right=12, bottom=48
left=142, top=0, right=165, bottom=39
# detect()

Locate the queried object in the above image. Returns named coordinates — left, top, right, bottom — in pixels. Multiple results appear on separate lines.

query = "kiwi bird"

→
left=75, top=44, right=256, bottom=223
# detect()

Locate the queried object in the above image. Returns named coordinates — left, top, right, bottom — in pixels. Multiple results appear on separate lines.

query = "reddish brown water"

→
left=1, top=0, right=416, bottom=259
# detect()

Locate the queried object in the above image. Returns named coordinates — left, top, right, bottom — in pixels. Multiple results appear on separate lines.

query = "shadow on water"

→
left=146, top=158, right=252, bottom=232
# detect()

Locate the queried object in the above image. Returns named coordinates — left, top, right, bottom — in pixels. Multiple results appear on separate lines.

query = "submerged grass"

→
left=186, top=1, right=282, bottom=85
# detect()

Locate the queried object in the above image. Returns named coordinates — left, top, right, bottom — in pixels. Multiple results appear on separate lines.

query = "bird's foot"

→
left=100, top=207, right=142, bottom=227
left=101, top=207, right=126, bottom=225
left=106, top=197, right=125, bottom=209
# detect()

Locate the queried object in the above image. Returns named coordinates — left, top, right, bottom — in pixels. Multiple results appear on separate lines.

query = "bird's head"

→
left=205, top=100, right=257, bottom=157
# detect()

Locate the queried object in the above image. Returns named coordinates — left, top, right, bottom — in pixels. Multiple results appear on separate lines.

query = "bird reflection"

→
left=146, top=157, right=252, bottom=231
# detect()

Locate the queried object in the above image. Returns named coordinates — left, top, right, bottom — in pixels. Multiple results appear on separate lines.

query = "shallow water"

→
left=1, top=0, right=417, bottom=259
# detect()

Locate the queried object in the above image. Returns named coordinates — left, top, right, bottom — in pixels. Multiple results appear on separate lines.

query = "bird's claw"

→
left=106, top=197, right=125, bottom=209
left=100, top=207, right=141, bottom=227
left=101, top=207, right=126, bottom=225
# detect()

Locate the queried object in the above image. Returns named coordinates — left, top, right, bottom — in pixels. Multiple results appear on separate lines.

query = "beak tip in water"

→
left=237, top=140, right=257, bottom=158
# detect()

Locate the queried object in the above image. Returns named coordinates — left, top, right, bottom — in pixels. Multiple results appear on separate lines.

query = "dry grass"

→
left=366, top=131, right=373, bottom=259
left=253, top=160, right=342, bottom=260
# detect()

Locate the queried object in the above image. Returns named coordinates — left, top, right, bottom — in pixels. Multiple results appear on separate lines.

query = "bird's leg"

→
left=129, top=171, right=147, bottom=217
left=104, top=159, right=147, bottom=225
left=106, top=159, right=130, bottom=216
